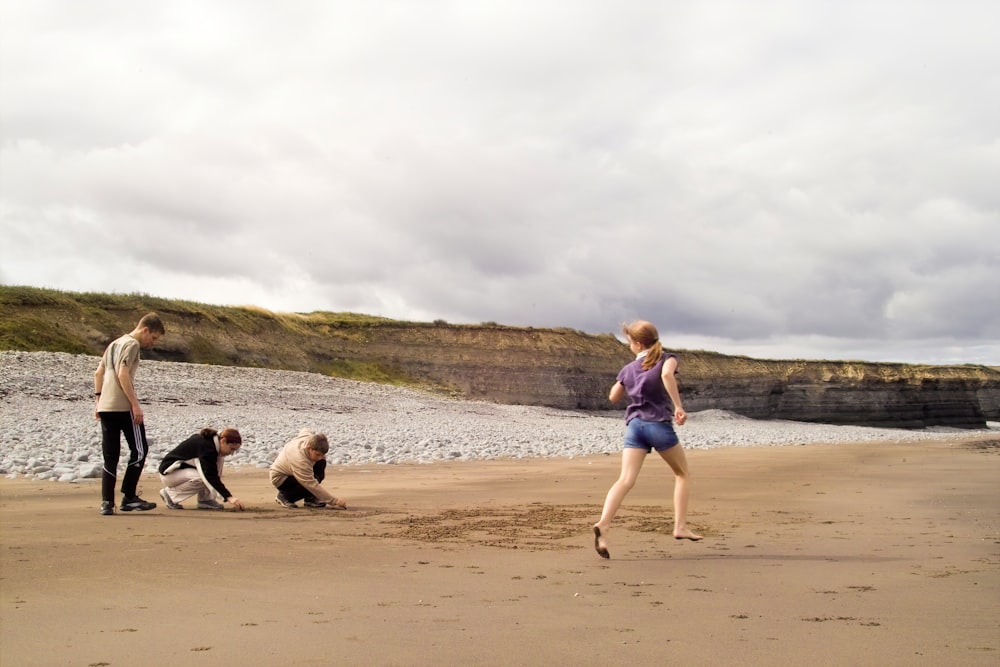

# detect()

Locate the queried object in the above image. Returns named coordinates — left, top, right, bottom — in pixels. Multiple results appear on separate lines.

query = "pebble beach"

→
left=2, top=350, right=993, bottom=483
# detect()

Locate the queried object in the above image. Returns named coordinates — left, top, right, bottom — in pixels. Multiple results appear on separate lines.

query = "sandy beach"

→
left=1, top=436, right=997, bottom=666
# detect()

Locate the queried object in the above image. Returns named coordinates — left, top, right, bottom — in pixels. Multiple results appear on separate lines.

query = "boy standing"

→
left=94, top=312, right=165, bottom=515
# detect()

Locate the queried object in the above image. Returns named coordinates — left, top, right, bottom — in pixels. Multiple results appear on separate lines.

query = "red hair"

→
left=622, top=320, right=663, bottom=371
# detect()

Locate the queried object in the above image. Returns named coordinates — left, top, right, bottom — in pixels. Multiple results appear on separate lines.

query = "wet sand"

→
left=2, top=437, right=998, bottom=666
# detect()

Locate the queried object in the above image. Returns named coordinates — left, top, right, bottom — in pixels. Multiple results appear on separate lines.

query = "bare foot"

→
left=593, top=525, right=610, bottom=559
left=673, top=527, right=703, bottom=541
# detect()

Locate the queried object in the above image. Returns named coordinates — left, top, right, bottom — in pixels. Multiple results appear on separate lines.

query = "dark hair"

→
left=198, top=427, right=241, bottom=445
left=138, top=312, right=165, bottom=335
left=307, top=433, right=329, bottom=454
left=622, top=320, right=664, bottom=371
left=220, top=428, right=242, bottom=445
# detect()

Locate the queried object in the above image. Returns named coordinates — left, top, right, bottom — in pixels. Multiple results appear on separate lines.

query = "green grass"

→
left=0, top=315, right=91, bottom=354
left=0, top=285, right=458, bottom=388
left=314, top=359, right=418, bottom=386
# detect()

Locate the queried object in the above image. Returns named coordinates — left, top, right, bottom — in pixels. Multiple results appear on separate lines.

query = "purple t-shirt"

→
left=617, top=353, right=678, bottom=424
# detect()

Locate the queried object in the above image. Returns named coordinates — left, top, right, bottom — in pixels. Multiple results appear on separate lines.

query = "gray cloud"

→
left=1, top=1, right=997, bottom=365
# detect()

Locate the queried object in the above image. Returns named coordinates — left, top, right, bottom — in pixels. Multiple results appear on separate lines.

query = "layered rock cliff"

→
left=2, top=286, right=997, bottom=428
left=677, top=354, right=999, bottom=429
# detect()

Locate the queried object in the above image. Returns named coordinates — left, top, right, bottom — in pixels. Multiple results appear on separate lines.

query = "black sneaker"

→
left=303, top=498, right=327, bottom=508
left=275, top=492, right=297, bottom=508
left=100, top=501, right=115, bottom=516
left=120, top=496, right=157, bottom=512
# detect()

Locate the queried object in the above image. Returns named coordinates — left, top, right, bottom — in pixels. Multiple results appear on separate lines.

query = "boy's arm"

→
left=93, top=362, right=104, bottom=420
left=116, top=363, right=144, bottom=424
left=290, top=455, right=336, bottom=504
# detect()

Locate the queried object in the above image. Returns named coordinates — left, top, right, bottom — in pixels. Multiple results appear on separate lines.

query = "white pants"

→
left=159, top=468, right=214, bottom=504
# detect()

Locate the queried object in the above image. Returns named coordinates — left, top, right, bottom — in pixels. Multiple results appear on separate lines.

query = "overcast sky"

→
left=1, top=1, right=997, bottom=366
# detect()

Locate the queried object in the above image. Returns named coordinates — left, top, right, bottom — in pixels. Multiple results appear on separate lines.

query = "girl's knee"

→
left=616, top=476, right=638, bottom=492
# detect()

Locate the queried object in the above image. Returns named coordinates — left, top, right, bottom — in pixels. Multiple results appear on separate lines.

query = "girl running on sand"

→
left=593, top=320, right=702, bottom=558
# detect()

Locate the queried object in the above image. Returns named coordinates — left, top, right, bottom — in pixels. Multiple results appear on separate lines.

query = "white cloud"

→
left=1, top=0, right=998, bottom=365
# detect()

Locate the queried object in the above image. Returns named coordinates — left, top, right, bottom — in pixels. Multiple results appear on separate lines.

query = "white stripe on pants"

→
left=159, top=469, right=213, bottom=504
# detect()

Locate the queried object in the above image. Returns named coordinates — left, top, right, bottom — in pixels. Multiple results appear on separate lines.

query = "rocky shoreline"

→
left=1, top=351, right=995, bottom=483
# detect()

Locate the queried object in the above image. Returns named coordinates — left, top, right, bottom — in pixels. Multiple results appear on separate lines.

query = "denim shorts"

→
left=623, top=418, right=679, bottom=452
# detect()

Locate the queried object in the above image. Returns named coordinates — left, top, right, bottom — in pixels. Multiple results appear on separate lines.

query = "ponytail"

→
left=642, top=340, right=664, bottom=371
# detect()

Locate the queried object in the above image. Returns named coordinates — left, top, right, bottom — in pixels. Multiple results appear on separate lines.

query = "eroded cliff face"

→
left=676, top=356, right=999, bottom=428
left=349, top=326, right=628, bottom=409
left=2, top=290, right=997, bottom=428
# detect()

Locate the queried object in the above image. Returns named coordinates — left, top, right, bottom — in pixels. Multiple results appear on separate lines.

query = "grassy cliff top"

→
left=2, top=285, right=996, bottom=387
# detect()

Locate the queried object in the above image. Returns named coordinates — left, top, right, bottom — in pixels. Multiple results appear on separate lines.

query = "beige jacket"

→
left=269, top=429, right=336, bottom=504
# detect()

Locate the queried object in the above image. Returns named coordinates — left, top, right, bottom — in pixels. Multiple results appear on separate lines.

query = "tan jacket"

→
left=269, top=429, right=335, bottom=504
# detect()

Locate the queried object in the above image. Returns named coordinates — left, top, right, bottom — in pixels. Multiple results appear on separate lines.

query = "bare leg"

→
left=657, top=444, right=702, bottom=540
left=594, top=448, right=648, bottom=555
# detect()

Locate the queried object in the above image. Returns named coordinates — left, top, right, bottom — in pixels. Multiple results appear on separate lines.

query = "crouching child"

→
left=158, top=428, right=245, bottom=511
left=270, top=429, right=347, bottom=510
